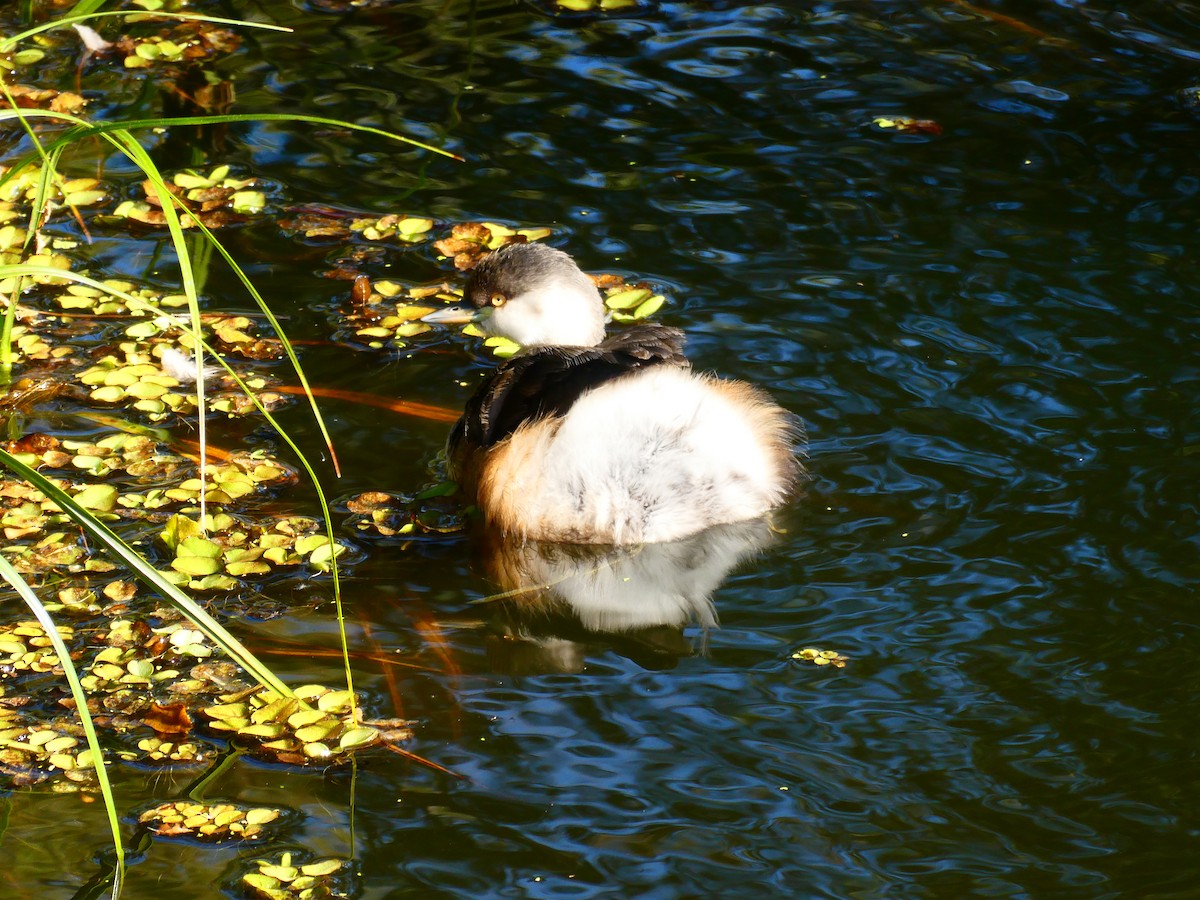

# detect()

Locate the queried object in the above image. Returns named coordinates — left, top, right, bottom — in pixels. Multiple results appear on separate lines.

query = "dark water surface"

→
left=11, top=0, right=1200, bottom=896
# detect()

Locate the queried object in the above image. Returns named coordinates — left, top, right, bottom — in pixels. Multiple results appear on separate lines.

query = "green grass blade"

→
left=0, top=82, right=62, bottom=384
left=56, top=114, right=462, bottom=160
left=0, top=272, right=20, bottom=383
left=67, top=0, right=110, bottom=16
left=0, top=11, right=292, bottom=52
left=183, top=213, right=343, bottom=476
left=0, top=554, right=125, bottom=898
left=102, top=129, right=212, bottom=526
left=0, top=107, right=461, bottom=161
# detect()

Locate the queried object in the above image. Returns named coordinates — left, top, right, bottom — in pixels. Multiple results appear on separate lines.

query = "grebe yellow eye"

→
left=489, top=292, right=507, bottom=307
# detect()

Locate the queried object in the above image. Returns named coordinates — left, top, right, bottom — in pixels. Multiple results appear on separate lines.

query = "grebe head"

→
left=425, top=243, right=607, bottom=347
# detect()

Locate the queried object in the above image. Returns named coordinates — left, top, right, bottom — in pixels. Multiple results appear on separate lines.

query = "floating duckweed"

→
left=343, top=489, right=465, bottom=538
left=871, top=116, right=943, bottom=136
left=349, top=214, right=436, bottom=243
left=242, top=852, right=355, bottom=900
left=118, top=23, right=241, bottom=72
left=202, top=684, right=394, bottom=766
left=136, top=736, right=206, bottom=764
left=603, top=281, right=667, bottom=323
left=556, top=0, right=637, bottom=8
left=10, top=326, right=54, bottom=362
left=0, top=717, right=96, bottom=787
left=232, top=190, right=267, bottom=213
left=157, top=506, right=342, bottom=587
left=11, top=49, right=45, bottom=65
left=0, top=523, right=86, bottom=573
left=138, top=801, right=281, bottom=842
left=484, top=335, right=521, bottom=358
left=56, top=279, right=188, bottom=315
left=0, top=622, right=74, bottom=677
left=1, top=80, right=83, bottom=111
left=0, top=164, right=103, bottom=207
left=79, top=622, right=215, bottom=694
left=54, top=586, right=100, bottom=613
left=791, top=647, right=849, bottom=668
left=72, top=484, right=117, bottom=512
left=111, top=164, right=266, bottom=229
left=433, top=221, right=553, bottom=270
left=604, top=287, right=652, bottom=310
left=0, top=224, right=25, bottom=251
left=340, top=277, right=451, bottom=348
left=76, top=344, right=285, bottom=421
left=610, top=291, right=665, bottom=323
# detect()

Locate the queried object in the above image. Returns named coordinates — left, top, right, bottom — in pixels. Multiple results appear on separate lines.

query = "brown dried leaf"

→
left=346, top=492, right=394, bottom=514
left=144, top=701, right=193, bottom=736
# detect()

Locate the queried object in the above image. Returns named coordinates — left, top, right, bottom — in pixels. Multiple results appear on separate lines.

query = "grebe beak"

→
left=422, top=305, right=488, bottom=326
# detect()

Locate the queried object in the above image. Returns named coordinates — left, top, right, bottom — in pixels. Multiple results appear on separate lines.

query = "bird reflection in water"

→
left=474, top=519, right=775, bottom=674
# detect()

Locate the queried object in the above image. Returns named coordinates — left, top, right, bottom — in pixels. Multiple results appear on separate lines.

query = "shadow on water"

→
left=5, top=0, right=1200, bottom=896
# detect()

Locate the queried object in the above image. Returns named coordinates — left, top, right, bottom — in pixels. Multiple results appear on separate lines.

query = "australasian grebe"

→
left=424, top=243, right=801, bottom=545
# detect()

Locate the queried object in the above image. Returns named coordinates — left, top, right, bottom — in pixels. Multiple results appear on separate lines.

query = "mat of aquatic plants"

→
left=2, top=0, right=1199, bottom=897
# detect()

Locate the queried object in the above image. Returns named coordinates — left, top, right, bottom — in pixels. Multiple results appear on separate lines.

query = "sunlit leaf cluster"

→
left=791, top=647, right=849, bottom=668
left=433, top=221, right=553, bottom=270
left=0, top=620, right=73, bottom=677
left=113, top=165, right=270, bottom=228
left=117, top=21, right=241, bottom=71
left=555, top=0, right=638, bottom=10
left=138, top=800, right=281, bottom=841
left=160, top=511, right=348, bottom=590
left=344, top=488, right=464, bottom=538
left=0, top=703, right=96, bottom=789
left=242, top=852, right=355, bottom=900
left=203, top=683, right=401, bottom=766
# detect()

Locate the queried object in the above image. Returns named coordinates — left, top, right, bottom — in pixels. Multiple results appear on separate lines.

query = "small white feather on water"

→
left=160, top=347, right=219, bottom=384
left=72, top=24, right=112, bottom=53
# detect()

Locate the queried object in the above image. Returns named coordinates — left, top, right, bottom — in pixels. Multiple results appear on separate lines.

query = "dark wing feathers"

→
left=450, top=324, right=688, bottom=455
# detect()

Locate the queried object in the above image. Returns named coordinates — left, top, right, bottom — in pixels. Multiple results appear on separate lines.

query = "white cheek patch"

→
left=489, top=284, right=605, bottom=347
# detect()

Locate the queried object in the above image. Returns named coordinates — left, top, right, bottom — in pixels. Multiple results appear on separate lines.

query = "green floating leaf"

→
left=171, top=556, right=222, bottom=577
left=301, top=859, right=344, bottom=877
left=178, top=537, right=222, bottom=560
left=231, top=191, right=266, bottom=214
left=161, top=514, right=203, bottom=553
left=74, top=484, right=117, bottom=512
left=339, top=727, right=379, bottom=751
left=632, top=294, right=664, bottom=319
left=415, top=481, right=458, bottom=500
left=605, top=287, right=652, bottom=310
